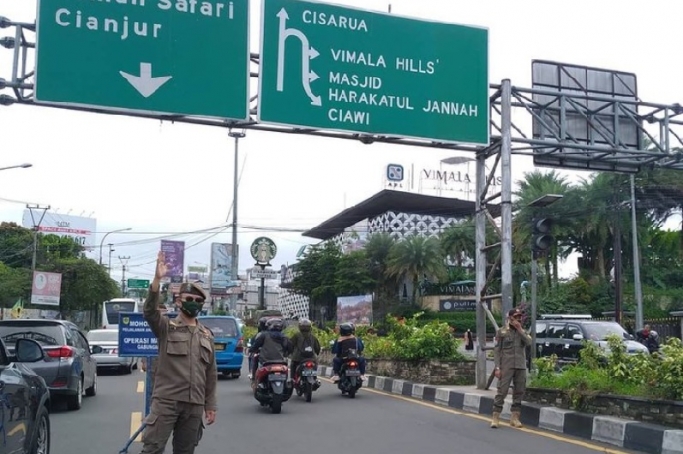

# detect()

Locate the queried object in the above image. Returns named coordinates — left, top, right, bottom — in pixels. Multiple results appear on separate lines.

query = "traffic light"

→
left=532, top=218, right=553, bottom=254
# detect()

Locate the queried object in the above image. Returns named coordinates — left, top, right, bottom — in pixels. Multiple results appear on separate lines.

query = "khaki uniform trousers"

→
left=141, top=397, right=204, bottom=454
left=493, top=367, right=526, bottom=413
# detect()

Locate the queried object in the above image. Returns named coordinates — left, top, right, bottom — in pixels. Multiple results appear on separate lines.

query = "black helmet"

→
left=257, top=317, right=269, bottom=332
left=298, top=318, right=312, bottom=333
left=266, top=317, right=284, bottom=332
left=339, top=323, right=354, bottom=336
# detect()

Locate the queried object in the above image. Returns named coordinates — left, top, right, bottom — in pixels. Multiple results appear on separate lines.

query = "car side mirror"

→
left=91, top=345, right=104, bottom=354
left=572, top=334, right=584, bottom=341
left=15, top=339, right=44, bottom=363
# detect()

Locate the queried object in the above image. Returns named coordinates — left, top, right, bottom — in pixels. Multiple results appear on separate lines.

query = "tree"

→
left=0, top=262, right=31, bottom=308
left=42, top=257, right=120, bottom=313
left=0, top=222, right=34, bottom=269
left=386, top=235, right=445, bottom=303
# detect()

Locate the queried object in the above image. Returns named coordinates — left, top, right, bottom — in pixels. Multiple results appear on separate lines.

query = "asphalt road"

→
left=49, top=366, right=644, bottom=454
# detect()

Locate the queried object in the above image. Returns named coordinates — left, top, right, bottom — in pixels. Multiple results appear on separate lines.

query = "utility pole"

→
left=630, top=174, right=644, bottom=330
left=613, top=189, right=623, bottom=324
left=26, top=204, right=50, bottom=272
left=228, top=128, right=245, bottom=314
left=119, top=256, right=130, bottom=296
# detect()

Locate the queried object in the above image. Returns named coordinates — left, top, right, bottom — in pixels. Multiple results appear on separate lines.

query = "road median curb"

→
left=317, top=365, right=682, bottom=454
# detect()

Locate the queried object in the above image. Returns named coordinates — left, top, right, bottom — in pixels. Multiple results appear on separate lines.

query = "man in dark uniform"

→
left=491, top=308, right=532, bottom=429
left=141, top=251, right=218, bottom=454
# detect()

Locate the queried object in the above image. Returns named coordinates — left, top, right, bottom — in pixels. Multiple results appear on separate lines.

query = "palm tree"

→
left=512, top=170, right=573, bottom=286
left=364, top=233, right=397, bottom=317
left=385, top=235, right=446, bottom=303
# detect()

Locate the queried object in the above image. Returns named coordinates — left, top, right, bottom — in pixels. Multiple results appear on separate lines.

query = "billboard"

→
left=22, top=210, right=97, bottom=250
left=209, top=243, right=238, bottom=292
left=160, top=240, right=185, bottom=280
left=337, top=295, right=373, bottom=326
left=31, top=271, right=62, bottom=306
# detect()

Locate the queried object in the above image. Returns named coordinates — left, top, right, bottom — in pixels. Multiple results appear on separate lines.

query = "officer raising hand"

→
left=140, top=251, right=218, bottom=454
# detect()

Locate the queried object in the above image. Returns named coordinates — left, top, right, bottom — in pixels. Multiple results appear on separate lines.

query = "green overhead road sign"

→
left=127, top=279, right=150, bottom=289
left=34, top=0, right=250, bottom=119
left=258, top=0, right=489, bottom=145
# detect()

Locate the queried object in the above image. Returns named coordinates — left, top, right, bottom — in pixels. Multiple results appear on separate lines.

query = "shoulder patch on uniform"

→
left=169, top=320, right=181, bottom=328
left=199, top=324, right=214, bottom=337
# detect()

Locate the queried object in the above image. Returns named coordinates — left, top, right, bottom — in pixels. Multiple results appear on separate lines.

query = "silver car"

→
left=87, top=329, right=136, bottom=374
left=0, top=319, right=98, bottom=411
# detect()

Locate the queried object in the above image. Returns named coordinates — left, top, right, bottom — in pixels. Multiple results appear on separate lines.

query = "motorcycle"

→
left=337, top=349, right=363, bottom=398
left=253, top=360, right=294, bottom=414
left=294, top=353, right=321, bottom=403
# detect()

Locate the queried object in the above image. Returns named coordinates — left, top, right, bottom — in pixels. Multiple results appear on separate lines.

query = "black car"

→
left=0, top=336, right=51, bottom=454
left=535, top=315, right=649, bottom=363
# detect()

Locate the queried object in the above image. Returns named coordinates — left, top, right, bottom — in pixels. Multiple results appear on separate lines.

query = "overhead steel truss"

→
left=4, top=20, right=683, bottom=388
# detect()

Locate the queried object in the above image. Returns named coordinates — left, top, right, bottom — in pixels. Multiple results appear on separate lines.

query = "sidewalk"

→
left=317, top=366, right=683, bottom=454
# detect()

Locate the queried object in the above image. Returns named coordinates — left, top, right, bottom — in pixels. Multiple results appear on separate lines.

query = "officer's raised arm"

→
left=144, top=251, right=169, bottom=339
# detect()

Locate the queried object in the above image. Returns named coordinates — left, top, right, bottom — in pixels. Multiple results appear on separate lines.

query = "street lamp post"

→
left=228, top=128, right=245, bottom=313
left=99, top=228, right=132, bottom=265
left=527, top=194, right=563, bottom=363
left=107, top=244, right=115, bottom=277
left=0, top=163, right=32, bottom=171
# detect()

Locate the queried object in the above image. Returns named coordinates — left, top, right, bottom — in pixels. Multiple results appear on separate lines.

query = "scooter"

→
left=337, top=350, right=363, bottom=398
left=253, top=360, right=294, bottom=414
left=294, top=355, right=321, bottom=402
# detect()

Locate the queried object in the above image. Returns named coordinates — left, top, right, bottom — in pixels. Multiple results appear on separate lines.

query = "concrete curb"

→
left=317, top=366, right=683, bottom=454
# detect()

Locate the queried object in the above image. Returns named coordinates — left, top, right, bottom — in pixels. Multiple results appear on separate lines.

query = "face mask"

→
left=180, top=300, right=203, bottom=318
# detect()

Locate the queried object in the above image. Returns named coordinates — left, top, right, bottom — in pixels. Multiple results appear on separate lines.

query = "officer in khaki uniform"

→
left=491, top=308, right=532, bottom=429
left=140, top=302, right=168, bottom=393
left=141, top=251, right=218, bottom=454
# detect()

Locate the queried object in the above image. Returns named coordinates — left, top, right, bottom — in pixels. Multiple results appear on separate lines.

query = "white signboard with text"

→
left=22, top=210, right=97, bottom=250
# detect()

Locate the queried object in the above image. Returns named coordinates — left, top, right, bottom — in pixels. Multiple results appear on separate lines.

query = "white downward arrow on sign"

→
left=119, top=63, right=172, bottom=98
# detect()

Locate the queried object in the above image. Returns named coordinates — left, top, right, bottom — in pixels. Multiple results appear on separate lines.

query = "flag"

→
left=11, top=299, right=22, bottom=319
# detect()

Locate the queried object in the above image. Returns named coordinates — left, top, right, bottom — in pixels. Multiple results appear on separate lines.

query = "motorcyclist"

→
left=331, top=323, right=366, bottom=382
left=636, top=324, right=660, bottom=353
left=289, top=318, right=321, bottom=380
left=247, top=317, right=270, bottom=380
left=249, top=318, right=293, bottom=387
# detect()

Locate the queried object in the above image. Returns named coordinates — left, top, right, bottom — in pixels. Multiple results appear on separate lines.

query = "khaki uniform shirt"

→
left=144, top=290, right=218, bottom=411
left=494, top=326, right=532, bottom=370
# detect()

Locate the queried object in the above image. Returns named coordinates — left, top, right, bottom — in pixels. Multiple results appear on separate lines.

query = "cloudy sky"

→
left=1, top=0, right=682, bottom=285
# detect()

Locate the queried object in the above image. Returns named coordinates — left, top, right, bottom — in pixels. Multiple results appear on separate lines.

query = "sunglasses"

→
left=181, top=296, right=205, bottom=303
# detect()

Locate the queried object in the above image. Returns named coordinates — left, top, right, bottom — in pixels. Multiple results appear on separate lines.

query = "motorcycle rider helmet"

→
left=339, top=323, right=354, bottom=336
left=257, top=317, right=269, bottom=332
left=298, top=318, right=312, bottom=333
left=266, top=317, right=284, bottom=332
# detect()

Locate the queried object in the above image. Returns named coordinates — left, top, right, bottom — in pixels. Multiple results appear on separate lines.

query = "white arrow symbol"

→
left=276, top=7, right=322, bottom=106
left=119, top=63, right=172, bottom=98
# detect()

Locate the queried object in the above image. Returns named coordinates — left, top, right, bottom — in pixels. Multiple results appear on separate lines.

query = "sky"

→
left=1, top=0, right=682, bottom=286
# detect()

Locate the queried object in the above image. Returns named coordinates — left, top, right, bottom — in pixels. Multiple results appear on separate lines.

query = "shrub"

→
left=364, top=313, right=467, bottom=361
left=530, top=334, right=683, bottom=404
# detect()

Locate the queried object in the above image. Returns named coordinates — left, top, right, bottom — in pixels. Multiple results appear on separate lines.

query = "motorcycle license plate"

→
left=345, top=369, right=361, bottom=376
left=301, top=369, right=314, bottom=376
left=269, top=373, right=286, bottom=381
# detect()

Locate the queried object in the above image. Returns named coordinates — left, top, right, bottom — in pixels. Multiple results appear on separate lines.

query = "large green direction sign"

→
left=34, top=0, right=250, bottom=119
left=127, top=278, right=150, bottom=289
left=258, top=0, right=489, bottom=145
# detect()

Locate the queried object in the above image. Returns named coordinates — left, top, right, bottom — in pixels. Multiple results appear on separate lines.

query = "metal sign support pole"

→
left=119, top=357, right=153, bottom=453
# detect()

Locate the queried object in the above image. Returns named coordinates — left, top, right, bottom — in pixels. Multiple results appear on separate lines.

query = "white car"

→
left=87, top=329, right=136, bottom=374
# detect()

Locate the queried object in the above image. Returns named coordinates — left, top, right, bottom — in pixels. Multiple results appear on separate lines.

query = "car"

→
left=87, top=329, right=136, bottom=374
left=0, top=336, right=51, bottom=454
left=198, top=316, right=244, bottom=378
left=535, top=315, right=649, bottom=364
left=0, top=319, right=98, bottom=411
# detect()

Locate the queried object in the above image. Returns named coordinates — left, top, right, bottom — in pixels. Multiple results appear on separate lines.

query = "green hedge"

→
left=418, top=311, right=498, bottom=334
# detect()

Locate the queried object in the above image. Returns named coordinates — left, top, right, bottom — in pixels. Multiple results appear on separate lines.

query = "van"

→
left=198, top=315, right=244, bottom=378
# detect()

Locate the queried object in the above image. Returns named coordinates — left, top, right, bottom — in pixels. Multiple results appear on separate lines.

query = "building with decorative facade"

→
left=278, top=189, right=500, bottom=319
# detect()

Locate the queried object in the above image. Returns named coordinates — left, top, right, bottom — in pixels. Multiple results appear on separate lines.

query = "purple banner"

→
left=161, top=240, right=185, bottom=279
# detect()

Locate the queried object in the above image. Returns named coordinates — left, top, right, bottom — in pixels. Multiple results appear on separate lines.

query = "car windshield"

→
left=584, top=323, right=629, bottom=341
left=87, top=331, right=119, bottom=342
left=0, top=323, right=64, bottom=346
left=200, top=318, right=238, bottom=338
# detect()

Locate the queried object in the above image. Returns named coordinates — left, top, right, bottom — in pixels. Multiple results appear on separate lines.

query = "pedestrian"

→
left=465, top=329, right=474, bottom=351
left=140, top=251, right=218, bottom=454
left=490, top=308, right=532, bottom=429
